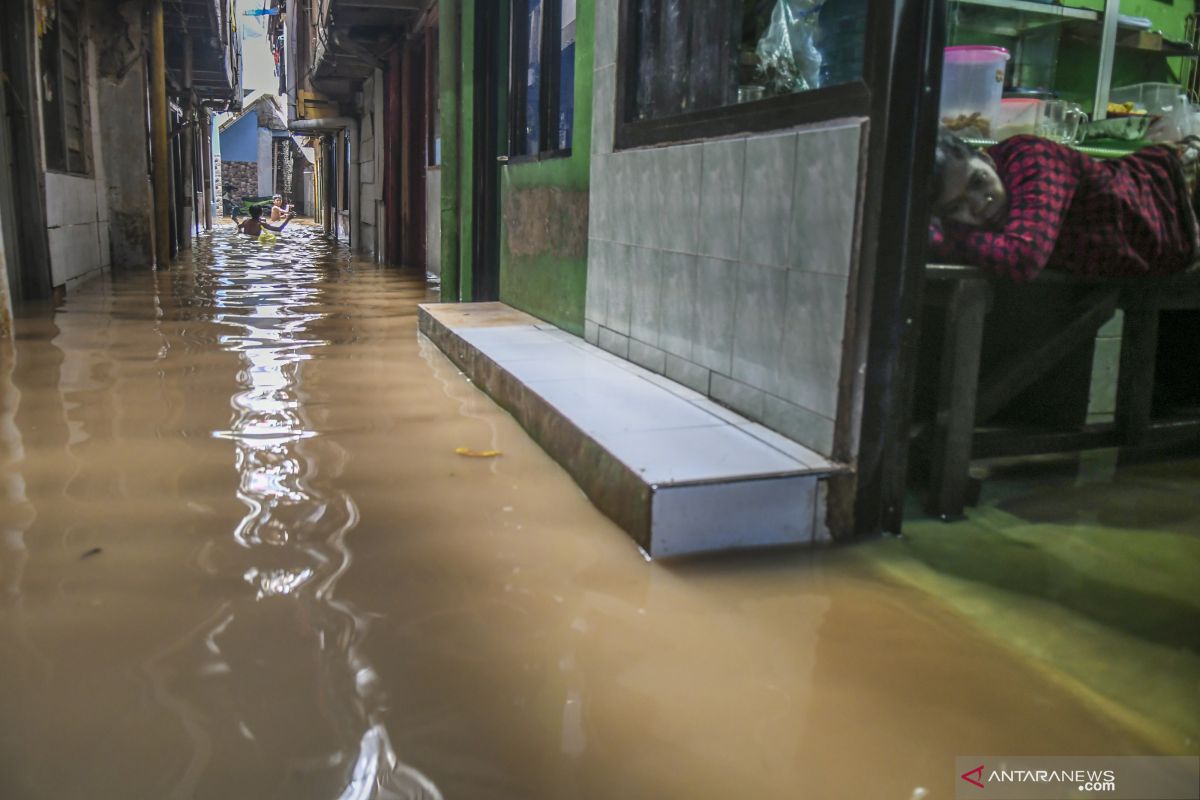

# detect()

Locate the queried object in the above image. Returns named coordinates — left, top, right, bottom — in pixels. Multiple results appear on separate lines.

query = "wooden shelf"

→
left=951, top=0, right=1099, bottom=36
left=956, top=0, right=1098, bottom=22
left=1063, top=21, right=1200, bottom=58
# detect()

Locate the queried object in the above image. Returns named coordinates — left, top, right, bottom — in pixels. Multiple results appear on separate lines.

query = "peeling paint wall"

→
left=497, top=0, right=594, bottom=335
left=96, top=0, right=153, bottom=269
left=257, top=129, right=274, bottom=197
left=357, top=70, right=385, bottom=263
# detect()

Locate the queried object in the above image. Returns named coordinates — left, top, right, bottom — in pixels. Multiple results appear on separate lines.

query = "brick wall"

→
left=221, top=161, right=258, bottom=202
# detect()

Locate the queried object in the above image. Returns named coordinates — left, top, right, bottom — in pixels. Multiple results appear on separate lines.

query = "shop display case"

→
left=943, top=0, right=1200, bottom=153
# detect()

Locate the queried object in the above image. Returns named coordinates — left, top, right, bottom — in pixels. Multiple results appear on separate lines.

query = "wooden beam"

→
left=1115, top=293, right=1159, bottom=445
left=925, top=278, right=991, bottom=520
left=150, top=0, right=172, bottom=269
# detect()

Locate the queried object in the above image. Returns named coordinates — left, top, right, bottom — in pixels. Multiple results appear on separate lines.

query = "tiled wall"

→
left=584, top=0, right=865, bottom=457
left=1088, top=311, right=1124, bottom=424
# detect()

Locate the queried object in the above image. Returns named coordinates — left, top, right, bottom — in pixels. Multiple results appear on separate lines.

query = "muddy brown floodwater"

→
left=0, top=228, right=1164, bottom=799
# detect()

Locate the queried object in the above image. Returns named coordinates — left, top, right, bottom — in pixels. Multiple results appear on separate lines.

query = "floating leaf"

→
left=455, top=447, right=502, bottom=458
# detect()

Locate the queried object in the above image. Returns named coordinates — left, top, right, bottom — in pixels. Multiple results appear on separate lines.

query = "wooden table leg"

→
left=1115, top=293, right=1159, bottom=446
left=926, top=280, right=991, bottom=520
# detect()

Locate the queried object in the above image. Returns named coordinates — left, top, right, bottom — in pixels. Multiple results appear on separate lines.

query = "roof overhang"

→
left=310, top=0, right=428, bottom=95
left=164, top=0, right=241, bottom=109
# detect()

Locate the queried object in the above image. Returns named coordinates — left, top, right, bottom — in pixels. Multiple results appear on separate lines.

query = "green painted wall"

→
left=442, top=0, right=594, bottom=329
left=498, top=0, right=594, bottom=336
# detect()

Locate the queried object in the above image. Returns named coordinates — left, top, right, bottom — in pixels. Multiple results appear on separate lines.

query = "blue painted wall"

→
left=220, top=113, right=258, bottom=162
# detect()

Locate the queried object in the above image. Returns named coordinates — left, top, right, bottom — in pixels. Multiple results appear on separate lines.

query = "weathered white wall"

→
left=426, top=168, right=441, bottom=278
left=302, top=167, right=315, bottom=217
left=44, top=36, right=111, bottom=289
left=585, top=0, right=865, bottom=458
left=357, top=70, right=385, bottom=261
left=46, top=173, right=110, bottom=288
left=257, top=128, right=274, bottom=197
left=96, top=0, right=153, bottom=269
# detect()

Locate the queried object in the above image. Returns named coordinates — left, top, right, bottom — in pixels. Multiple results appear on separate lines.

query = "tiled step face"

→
left=419, top=302, right=842, bottom=558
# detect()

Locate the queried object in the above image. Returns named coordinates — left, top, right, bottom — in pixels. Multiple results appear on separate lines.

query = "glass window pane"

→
left=559, top=0, right=576, bottom=151
left=632, top=0, right=868, bottom=122
left=521, top=0, right=543, bottom=156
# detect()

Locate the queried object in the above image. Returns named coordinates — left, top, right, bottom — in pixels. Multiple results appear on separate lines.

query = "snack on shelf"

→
left=1107, top=101, right=1148, bottom=116
left=942, top=112, right=992, bottom=138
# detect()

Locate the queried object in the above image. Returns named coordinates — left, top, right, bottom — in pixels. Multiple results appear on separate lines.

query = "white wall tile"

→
left=592, top=64, right=616, bottom=156
left=651, top=476, right=816, bottom=557
left=48, top=224, right=101, bottom=287
left=698, top=138, right=746, bottom=261
left=605, top=242, right=633, bottom=335
left=665, top=353, right=710, bottom=395
left=739, top=133, right=796, bottom=268
left=657, top=251, right=698, bottom=361
left=711, top=373, right=766, bottom=421
left=778, top=270, right=849, bottom=419
left=628, top=149, right=658, bottom=247
left=693, top=256, right=737, bottom=374
left=630, top=246, right=663, bottom=346
left=762, top=393, right=836, bottom=457
left=585, top=238, right=610, bottom=328
left=45, top=173, right=99, bottom=228
left=588, top=155, right=613, bottom=241
left=611, top=152, right=635, bottom=244
left=629, top=338, right=667, bottom=374
left=593, top=0, right=619, bottom=70
left=598, top=325, right=630, bottom=359
left=790, top=122, right=863, bottom=275
left=732, top=262, right=787, bottom=391
left=660, top=143, right=703, bottom=254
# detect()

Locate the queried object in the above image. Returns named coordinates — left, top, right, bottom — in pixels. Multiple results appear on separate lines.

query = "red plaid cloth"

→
left=930, top=136, right=1200, bottom=282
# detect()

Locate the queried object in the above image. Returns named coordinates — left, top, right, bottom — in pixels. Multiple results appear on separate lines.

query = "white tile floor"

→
left=425, top=304, right=839, bottom=555
left=453, top=320, right=834, bottom=484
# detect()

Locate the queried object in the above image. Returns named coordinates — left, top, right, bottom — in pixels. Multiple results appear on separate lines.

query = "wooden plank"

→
left=1114, top=293, right=1159, bottom=445
left=926, top=279, right=992, bottom=520
left=975, top=288, right=1119, bottom=423
left=972, top=425, right=1119, bottom=458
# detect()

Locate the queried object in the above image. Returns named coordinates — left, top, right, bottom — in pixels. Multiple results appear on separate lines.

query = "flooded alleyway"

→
left=0, top=229, right=1186, bottom=799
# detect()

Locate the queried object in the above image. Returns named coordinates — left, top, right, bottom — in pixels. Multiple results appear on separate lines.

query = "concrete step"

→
left=419, top=302, right=844, bottom=558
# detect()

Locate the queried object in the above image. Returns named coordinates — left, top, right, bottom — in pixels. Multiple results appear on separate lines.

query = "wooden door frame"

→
left=470, top=0, right=503, bottom=301
left=1, top=0, right=53, bottom=300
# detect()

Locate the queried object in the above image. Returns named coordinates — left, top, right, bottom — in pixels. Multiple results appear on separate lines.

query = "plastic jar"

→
left=940, top=46, right=1010, bottom=139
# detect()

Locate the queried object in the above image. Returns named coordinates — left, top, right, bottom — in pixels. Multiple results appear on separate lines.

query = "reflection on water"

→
left=200, top=233, right=433, bottom=798
left=0, top=226, right=1185, bottom=799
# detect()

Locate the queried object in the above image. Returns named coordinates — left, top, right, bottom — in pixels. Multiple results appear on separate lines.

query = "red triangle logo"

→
left=961, top=764, right=986, bottom=789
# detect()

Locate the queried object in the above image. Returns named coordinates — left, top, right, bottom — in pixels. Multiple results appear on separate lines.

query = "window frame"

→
left=613, top=0, right=877, bottom=150
left=41, top=0, right=93, bottom=176
left=507, top=0, right=574, bottom=164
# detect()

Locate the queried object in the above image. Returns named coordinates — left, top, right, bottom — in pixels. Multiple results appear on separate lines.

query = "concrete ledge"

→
left=419, top=302, right=843, bottom=558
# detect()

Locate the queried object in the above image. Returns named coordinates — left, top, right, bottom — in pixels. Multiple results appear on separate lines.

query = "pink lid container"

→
left=940, top=46, right=1011, bottom=138
left=944, top=45, right=1011, bottom=64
